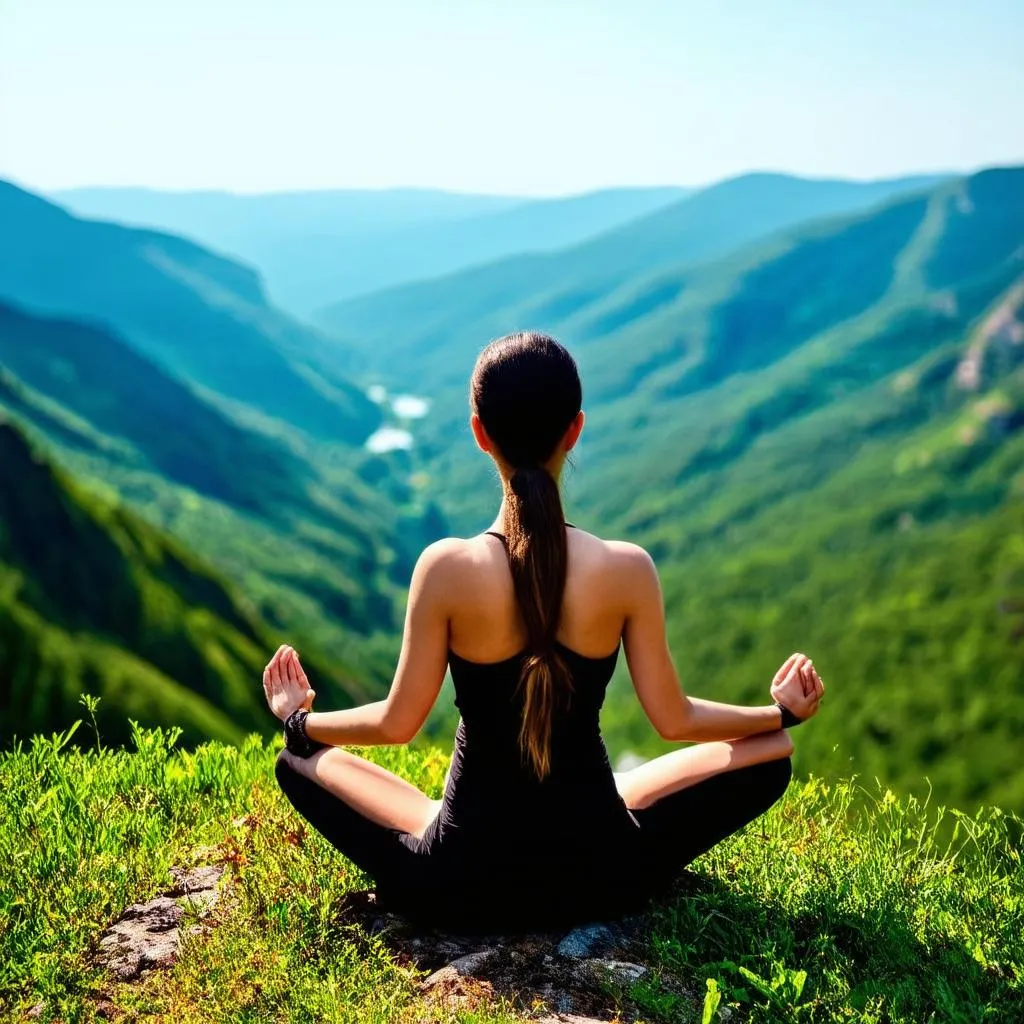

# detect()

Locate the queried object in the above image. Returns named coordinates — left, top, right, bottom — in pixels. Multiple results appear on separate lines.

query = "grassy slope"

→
left=1, top=726, right=1021, bottom=1022
left=0, top=419, right=377, bottom=747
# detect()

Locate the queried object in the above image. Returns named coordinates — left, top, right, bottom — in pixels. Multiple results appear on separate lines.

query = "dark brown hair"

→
left=470, top=331, right=582, bottom=778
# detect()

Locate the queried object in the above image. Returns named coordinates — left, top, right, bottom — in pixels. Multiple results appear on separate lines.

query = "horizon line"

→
left=7, top=163, right=1016, bottom=201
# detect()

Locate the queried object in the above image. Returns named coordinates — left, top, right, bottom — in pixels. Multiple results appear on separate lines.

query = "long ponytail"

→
left=470, top=331, right=582, bottom=780
left=504, top=464, right=572, bottom=779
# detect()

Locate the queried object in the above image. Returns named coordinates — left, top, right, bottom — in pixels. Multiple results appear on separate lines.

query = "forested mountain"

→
left=323, top=166, right=1024, bottom=811
left=0, top=301, right=307, bottom=516
left=54, top=185, right=689, bottom=313
left=0, top=182, right=376, bottom=443
left=0, top=295, right=420, bottom=705
left=0, top=418, right=375, bottom=747
left=320, top=172, right=945, bottom=348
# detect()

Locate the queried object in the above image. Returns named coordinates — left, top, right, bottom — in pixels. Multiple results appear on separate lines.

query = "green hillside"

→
left=319, top=172, right=944, bottom=354
left=2, top=728, right=1021, bottom=1022
left=0, top=182, right=378, bottom=444
left=319, top=166, right=1024, bottom=811
left=55, top=185, right=689, bottom=313
left=0, top=298, right=425, bottom=698
left=0, top=300, right=308, bottom=516
left=0, top=419, right=374, bottom=746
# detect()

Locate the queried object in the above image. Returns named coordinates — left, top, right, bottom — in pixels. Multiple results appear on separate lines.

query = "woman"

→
left=267, top=331, right=824, bottom=933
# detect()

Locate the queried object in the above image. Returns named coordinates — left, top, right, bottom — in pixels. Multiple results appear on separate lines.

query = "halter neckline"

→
left=484, top=523, right=576, bottom=543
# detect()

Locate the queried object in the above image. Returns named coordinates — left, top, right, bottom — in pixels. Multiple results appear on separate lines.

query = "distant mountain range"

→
left=321, top=171, right=947, bottom=380
left=53, top=185, right=692, bottom=314
left=0, top=183, right=377, bottom=443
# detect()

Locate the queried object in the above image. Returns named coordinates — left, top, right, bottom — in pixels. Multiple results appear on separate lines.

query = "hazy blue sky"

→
left=2, top=0, right=1022, bottom=195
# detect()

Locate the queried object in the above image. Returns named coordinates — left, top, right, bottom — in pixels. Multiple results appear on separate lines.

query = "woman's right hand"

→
left=770, top=653, right=824, bottom=723
left=263, top=645, right=316, bottom=722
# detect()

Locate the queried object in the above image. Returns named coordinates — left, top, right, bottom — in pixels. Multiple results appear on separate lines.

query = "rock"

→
left=448, top=949, right=498, bottom=976
left=26, top=1002, right=44, bottom=1018
left=536, top=1016, right=610, bottom=1024
left=95, top=863, right=224, bottom=981
left=534, top=985, right=578, bottom=1015
left=584, top=959, right=647, bottom=986
left=421, top=948, right=498, bottom=990
left=383, top=912, right=659, bottom=1020
left=556, top=923, right=616, bottom=959
left=167, top=864, right=223, bottom=898
left=98, top=901, right=183, bottom=980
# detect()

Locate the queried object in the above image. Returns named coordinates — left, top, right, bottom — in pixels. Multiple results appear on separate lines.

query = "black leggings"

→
left=275, top=753, right=792, bottom=931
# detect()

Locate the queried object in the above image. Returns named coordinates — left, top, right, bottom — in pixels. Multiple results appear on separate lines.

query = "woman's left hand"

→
left=263, top=645, right=316, bottom=722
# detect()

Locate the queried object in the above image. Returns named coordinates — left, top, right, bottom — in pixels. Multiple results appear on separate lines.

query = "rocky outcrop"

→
left=95, top=865, right=224, bottom=981
left=344, top=895, right=690, bottom=1021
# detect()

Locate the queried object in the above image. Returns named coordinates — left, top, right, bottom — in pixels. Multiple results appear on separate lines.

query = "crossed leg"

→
left=277, top=747, right=441, bottom=839
left=614, top=729, right=794, bottom=810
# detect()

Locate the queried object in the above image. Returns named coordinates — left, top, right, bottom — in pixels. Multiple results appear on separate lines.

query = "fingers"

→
left=264, top=644, right=291, bottom=698
left=813, top=668, right=824, bottom=700
left=290, top=649, right=309, bottom=687
left=783, top=654, right=808, bottom=688
left=800, top=660, right=816, bottom=698
left=284, top=648, right=299, bottom=687
left=773, top=653, right=802, bottom=687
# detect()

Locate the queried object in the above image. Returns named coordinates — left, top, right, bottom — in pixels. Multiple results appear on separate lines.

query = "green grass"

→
left=2, top=718, right=1021, bottom=1023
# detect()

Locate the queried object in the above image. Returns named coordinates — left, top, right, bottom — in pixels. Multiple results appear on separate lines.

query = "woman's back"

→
left=443, top=527, right=640, bottom=666
left=435, top=527, right=640, bottom=848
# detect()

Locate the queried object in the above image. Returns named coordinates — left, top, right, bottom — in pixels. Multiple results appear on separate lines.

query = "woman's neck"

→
left=487, top=456, right=567, bottom=534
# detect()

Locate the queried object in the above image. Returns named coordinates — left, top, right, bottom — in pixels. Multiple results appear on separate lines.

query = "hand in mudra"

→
left=263, top=645, right=316, bottom=722
left=770, top=652, right=824, bottom=722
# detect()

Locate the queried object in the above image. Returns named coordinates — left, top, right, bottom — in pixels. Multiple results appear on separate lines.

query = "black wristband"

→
left=284, top=708, right=328, bottom=758
left=775, top=701, right=804, bottom=729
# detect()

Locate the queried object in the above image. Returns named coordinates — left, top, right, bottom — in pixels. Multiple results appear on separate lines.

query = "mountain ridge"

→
left=319, top=171, right=948, bottom=374
left=54, top=185, right=691, bottom=313
left=0, top=181, right=379, bottom=445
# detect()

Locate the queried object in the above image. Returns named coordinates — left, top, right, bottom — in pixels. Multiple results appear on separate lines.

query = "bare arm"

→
left=620, top=545, right=814, bottom=742
left=299, top=540, right=454, bottom=746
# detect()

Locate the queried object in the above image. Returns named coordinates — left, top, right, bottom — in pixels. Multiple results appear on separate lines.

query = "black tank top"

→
left=433, top=530, right=637, bottom=868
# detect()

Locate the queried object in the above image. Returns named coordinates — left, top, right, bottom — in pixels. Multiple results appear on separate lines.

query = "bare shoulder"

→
left=416, top=535, right=485, bottom=572
left=416, top=536, right=472, bottom=567
left=412, top=534, right=507, bottom=588
left=569, top=530, right=658, bottom=581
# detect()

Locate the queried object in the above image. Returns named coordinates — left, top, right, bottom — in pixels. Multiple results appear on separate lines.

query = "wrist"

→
left=774, top=700, right=804, bottom=729
left=284, top=708, right=329, bottom=758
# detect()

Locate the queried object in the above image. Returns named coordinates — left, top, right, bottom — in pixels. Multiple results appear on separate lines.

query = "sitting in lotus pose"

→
left=266, top=331, right=824, bottom=932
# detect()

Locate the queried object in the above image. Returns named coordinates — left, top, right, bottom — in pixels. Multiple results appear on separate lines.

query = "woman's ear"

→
left=470, top=414, right=492, bottom=454
left=564, top=410, right=585, bottom=452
